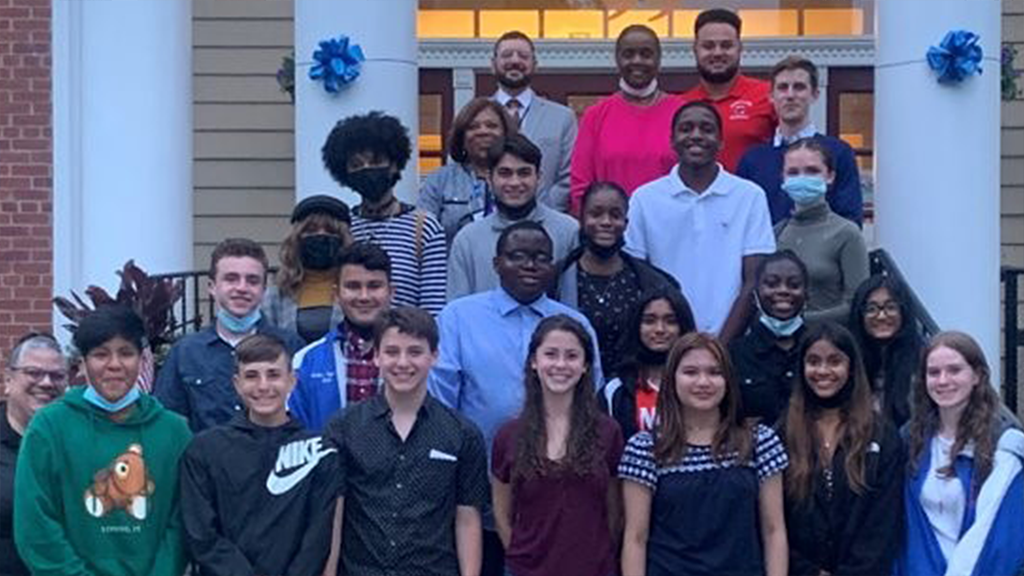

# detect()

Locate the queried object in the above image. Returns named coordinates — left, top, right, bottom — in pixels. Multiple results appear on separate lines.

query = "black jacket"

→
left=729, top=322, right=805, bottom=425
left=179, top=413, right=340, bottom=576
left=599, top=368, right=642, bottom=440
left=1, top=403, right=29, bottom=576
left=784, top=420, right=906, bottom=576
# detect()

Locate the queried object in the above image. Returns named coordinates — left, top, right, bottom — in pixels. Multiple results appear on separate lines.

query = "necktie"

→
left=506, top=98, right=522, bottom=126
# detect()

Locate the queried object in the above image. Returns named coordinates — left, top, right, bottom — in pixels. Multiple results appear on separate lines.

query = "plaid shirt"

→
left=343, top=329, right=379, bottom=403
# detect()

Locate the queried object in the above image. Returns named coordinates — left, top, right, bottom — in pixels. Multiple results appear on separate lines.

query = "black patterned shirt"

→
left=324, top=393, right=489, bottom=576
left=577, top=264, right=641, bottom=373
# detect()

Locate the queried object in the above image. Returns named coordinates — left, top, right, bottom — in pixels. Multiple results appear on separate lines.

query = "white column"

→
left=294, top=0, right=419, bottom=206
left=52, top=0, right=193, bottom=306
left=875, top=0, right=1002, bottom=382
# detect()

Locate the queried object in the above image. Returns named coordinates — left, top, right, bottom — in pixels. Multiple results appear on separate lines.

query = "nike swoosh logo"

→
left=265, top=447, right=337, bottom=496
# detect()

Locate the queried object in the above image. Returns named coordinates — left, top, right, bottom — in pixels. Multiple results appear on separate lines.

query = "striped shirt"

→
left=351, top=203, right=447, bottom=314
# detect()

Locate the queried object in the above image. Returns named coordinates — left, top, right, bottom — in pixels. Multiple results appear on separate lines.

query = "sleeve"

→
left=623, top=193, right=649, bottom=260
left=569, top=107, right=599, bottom=214
left=736, top=148, right=755, bottom=181
left=417, top=170, right=446, bottom=218
left=742, top=186, right=777, bottom=256
left=178, top=443, right=255, bottom=576
left=586, top=319, right=605, bottom=391
left=322, top=413, right=348, bottom=498
left=13, top=417, right=96, bottom=576
left=805, top=227, right=870, bottom=325
left=446, top=232, right=473, bottom=302
left=457, top=420, right=490, bottom=511
left=284, top=448, right=342, bottom=576
left=549, top=111, right=577, bottom=212
left=835, top=429, right=906, bottom=576
left=287, top=359, right=313, bottom=430
left=153, top=428, right=191, bottom=576
left=153, top=345, right=190, bottom=422
left=617, top=431, right=658, bottom=490
left=418, top=220, right=448, bottom=315
left=828, top=142, right=864, bottom=226
left=491, top=423, right=514, bottom=484
left=753, top=424, right=789, bottom=482
left=426, top=306, right=464, bottom=410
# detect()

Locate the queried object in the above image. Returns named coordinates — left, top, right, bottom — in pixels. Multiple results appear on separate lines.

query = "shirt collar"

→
left=493, top=287, right=548, bottom=317
left=667, top=164, right=731, bottom=198
left=368, top=391, right=433, bottom=419
left=495, top=87, right=535, bottom=111
left=773, top=123, right=819, bottom=147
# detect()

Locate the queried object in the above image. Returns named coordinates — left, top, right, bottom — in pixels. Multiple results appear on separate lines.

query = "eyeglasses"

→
left=10, top=366, right=69, bottom=385
left=503, top=250, right=553, bottom=266
left=864, top=302, right=901, bottom=318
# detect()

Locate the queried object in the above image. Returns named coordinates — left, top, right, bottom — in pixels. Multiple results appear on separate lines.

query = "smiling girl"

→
left=897, top=331, right=1024, bottom=576
left=491, top=315, right=624, bottom=576
left=619, top=332, right=788, bottom=576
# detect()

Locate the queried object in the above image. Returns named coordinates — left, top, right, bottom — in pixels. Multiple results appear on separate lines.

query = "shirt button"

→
left=396, top=483, right=402, bottom=489
left=785, top=371, right=794, bottom=378
left=399, top=454, right=405, bottom=461
left=390, top=540, right=396, bottom=547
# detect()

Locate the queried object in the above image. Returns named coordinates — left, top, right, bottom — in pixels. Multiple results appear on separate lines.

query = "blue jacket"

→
left=737, top=134, right=863, bottom=227
left=289, top=325, right=379, bottom=431
left=896, top=425, right=1024, bottom=576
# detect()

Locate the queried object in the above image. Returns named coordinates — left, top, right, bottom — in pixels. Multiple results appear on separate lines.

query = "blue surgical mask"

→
left=83, top=384, right=141, bottom=413
left=217, top=308, right=262, bottom=334
left=759, top=313, right=805, bottom=338
left=754, top=292, right=805, bottom=337
left=782, top=175, right=828, bottom=205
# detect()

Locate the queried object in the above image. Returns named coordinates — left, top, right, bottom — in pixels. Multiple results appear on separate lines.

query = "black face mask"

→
left=581, top=230, right=626, bottom=260
left=803, top=377, right=856, bottom=411
left=637, top=345, right=667, bottom=367
left=495, top=196, right=537, bottom=221
left=300, top=235, right=341, bottom=270
left=348, top=167, right=397, bottom=204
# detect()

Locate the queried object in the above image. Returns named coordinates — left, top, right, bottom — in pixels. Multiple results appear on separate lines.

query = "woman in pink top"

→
left=570, top=25, right=682, bottom=214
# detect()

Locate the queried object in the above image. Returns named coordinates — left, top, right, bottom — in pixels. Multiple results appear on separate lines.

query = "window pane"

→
left=737, top=9, right=799, bottom=37
left=419, top=94, right=444, bottom=178
left=804, top=8, right=864, bottom=36
left=479, top=10, right=540, bottom=38
left=418, top=10, right=475, bottom=38
left=543, top=10, right=603, bottom=39
left=607, top=10, right=670, bottom=39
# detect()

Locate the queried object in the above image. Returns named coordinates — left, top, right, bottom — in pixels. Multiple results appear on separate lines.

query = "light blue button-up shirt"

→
left=428, top=287, right=603, bottom=461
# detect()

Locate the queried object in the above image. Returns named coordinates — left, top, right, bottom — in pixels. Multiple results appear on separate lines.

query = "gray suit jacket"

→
left=496, top=93, right=577, bottom=213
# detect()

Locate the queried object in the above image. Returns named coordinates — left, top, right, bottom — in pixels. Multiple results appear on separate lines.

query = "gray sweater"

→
left=447, top=203, right=579, bottom=301
left=776, top=200, right=869, bottom=325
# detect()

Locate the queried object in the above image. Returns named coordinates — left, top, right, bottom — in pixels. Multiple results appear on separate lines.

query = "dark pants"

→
left=482, top=529, right=505, bottom=576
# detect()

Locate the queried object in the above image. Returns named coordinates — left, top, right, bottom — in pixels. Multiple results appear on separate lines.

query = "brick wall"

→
left=0, top=0, right=53, bottom=367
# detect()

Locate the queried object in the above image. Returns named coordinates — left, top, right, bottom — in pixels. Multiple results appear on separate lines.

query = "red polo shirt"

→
left=679, top=74, right=776, bottom=172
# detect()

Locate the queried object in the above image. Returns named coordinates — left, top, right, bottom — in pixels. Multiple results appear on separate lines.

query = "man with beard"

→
left=625, top=101, right=775, bottom=344
left=322, top=112, right=447, bottom=314
left=156, top=238, right=305, bottom=432
left=679, top=8, right=775, bottom=172
left=447, top=134, right=579, bottom=301
left=490, top=31, right=577, bottom=213
left=737, top=56, right=864, bottom=226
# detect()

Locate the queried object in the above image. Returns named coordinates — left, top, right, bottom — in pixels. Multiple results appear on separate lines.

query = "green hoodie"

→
left=14, top=387, right=192, bottom=576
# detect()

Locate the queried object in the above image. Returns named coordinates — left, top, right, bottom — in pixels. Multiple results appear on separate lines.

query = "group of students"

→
left=2, top=6, right=1024, bottom=576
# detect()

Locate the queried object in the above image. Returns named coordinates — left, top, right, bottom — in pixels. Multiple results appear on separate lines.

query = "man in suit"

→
left=491, top=31, right=577, bottom=213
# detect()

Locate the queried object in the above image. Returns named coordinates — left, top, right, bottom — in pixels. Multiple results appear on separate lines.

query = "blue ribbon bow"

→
left=926, top=30, right=983, bottom=84
left=309, top=36, right=365, bottom=93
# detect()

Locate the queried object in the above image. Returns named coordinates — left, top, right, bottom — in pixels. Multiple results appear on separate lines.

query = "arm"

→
left=178, top=446, right=255, bottom=576
left=285, top=452, right=343, bottom=576
left=758, top=474, right=789, bottom=576
left=835, top=433, right=906, bottom=576
left=623, top=194, right=648, bottom=260
left=152, top=345, right=189, bottom=422
left=427, top=307, right=464, bottom=409
left=320, top=498, right=345, bottom=576
left=549, top=112, right=577, bottom=212
left=569, top=107, right=599, bottom=215
left=607, top=479, right=624, bottom=549
left=828, top=143, right=864, bottom=227
left=13, top=417, right=96, bottom=576
left=719, top=254, right=763, bottom=345
left=419, top=222, right=448, bottom=314
left=287, top=362, right=312, bottom=430
left=446, top=233, right=473, bottom=302
left=455, top=505, right=483, bottom=576
left=621, top=480, right=652, bottom=576
left=491, top=477, right=513, bottom=548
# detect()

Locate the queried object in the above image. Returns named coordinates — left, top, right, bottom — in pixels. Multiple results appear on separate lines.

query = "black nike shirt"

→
left=179, top=413, right=341, bottom=576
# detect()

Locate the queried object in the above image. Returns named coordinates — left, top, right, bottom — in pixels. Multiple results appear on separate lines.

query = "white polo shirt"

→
left=624, top=164, right=775, bottom=334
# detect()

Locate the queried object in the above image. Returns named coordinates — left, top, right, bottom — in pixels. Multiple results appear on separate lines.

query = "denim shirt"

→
left=154, top=321, right=304, bottom=432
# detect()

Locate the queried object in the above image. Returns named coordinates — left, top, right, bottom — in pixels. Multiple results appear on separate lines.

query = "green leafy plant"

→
left=1004, top=44, right=1021, bottom=101
left=277, top=51, right=295, bottom=103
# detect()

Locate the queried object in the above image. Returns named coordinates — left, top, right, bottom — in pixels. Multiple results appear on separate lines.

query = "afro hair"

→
left=321, top=111, right=412, bottom=188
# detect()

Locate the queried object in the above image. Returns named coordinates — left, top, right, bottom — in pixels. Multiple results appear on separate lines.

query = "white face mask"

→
left=619, top=77, right=658, bottom=99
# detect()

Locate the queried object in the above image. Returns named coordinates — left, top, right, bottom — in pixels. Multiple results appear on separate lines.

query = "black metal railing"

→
left=1002, top=266, right=1024, bottom=414
left=150, top=270, right=214, bottom=340
left=868, top=248, right=940, bottom=339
